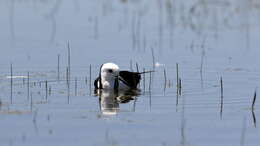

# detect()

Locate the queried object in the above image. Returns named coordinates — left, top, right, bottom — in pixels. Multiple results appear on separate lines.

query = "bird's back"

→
left=119, top=71, right=141, bottom=89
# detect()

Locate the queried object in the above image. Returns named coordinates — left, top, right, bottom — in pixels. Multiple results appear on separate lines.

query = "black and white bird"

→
left=94, top=63, right=142, bottom=90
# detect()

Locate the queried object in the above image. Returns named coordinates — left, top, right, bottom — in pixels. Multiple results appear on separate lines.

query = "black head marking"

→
left=108, top=69, right=113, bottom=73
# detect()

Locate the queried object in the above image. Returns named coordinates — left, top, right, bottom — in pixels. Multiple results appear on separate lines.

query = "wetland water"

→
left=0, top=0, right=260, bottom=146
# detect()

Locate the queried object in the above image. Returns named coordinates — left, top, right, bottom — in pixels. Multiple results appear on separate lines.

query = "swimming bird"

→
left=94, top=63, right=142, bottom=90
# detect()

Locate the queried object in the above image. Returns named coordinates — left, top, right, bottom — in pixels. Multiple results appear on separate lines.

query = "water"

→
left=0, top=0, right=260, bottom=146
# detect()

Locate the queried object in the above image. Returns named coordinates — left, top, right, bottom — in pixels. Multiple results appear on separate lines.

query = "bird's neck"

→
left=101, top=76, right=115, bottom=89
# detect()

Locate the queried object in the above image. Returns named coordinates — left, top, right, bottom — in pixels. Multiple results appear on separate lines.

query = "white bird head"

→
left=100, top=63, right=120, bottom=88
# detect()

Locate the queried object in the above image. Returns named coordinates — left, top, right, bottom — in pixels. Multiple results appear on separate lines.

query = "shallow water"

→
left=0, top=0, right=260, bottom=146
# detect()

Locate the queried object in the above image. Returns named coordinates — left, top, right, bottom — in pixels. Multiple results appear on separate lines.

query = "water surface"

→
left=0, top=0, right=260, bottom=146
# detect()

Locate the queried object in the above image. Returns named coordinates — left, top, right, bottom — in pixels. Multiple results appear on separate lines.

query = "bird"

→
left=94, top=63, right=143, bottom=90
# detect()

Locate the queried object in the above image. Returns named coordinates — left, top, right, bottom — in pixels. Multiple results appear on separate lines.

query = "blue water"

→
left=0, top=0, right=260, bottom=146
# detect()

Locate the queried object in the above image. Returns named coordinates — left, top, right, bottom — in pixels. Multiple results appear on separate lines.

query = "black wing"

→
left=94, top=64, right=104, bottom=89
left=94, top=77, right=101, bottom=89
left=119, top=71, right=141, bottom=89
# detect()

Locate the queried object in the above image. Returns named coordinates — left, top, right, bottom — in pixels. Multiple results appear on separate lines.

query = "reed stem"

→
left=57, top=54, right=60, bottom=81
left=27, top=72, right=30, bottom=101
left=45, top=80, right=48, bottom=101
left=89, top=64, right=92, bottom=95
left=10, top=63, right=13, bottom=104
left=252, top=88, right=257, bottom=110
left=220, top=77, right=224, bottom=118
left=143, top=68, right=145, bottom=92
left=164, top=68, right=167, bottom=91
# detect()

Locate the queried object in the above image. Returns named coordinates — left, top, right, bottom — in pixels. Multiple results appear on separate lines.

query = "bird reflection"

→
left=95, top=89, right=139, bottom=115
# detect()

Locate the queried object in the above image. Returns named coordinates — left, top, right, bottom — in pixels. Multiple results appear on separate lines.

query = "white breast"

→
left=101, top=79, right=130, bottom=90
left=102, top=81, right=113, bottom=89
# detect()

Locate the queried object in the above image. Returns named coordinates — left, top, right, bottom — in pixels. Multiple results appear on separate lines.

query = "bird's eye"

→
left=107, top=69, right=113, bottom=73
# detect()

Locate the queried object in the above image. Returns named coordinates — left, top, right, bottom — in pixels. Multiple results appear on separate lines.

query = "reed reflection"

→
left=252, top=110, right=257, bottom=128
